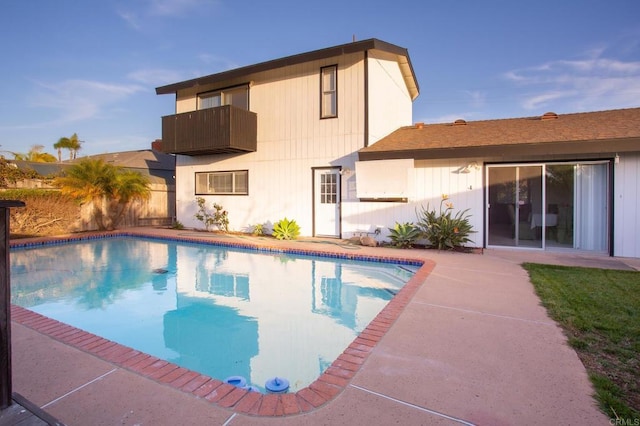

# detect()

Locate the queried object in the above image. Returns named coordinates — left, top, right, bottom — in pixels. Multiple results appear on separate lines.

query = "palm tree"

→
left=109, top=170, right=152, bottom=228
left=53, top=133, right=82, bottom=161
left=17, top=145, right=57, bottom=162
left=54, top=159, right=150, bottom=230
left=68, top=133, right=82, bottom=160
left=53, top=137, right=72, bottom=162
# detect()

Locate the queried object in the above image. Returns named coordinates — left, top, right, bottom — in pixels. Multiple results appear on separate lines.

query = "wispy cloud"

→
left=504, top=47, right=640, bottom=112
left=198, top=53, right=239, bottom=69
left=148, top=0, right=217, bottom=16
left=128, top=69, right=186, bottom=86
left=520, top=90, right=577, bottom=110
left=118, top=0, right=219, bottom=30
left=464, top=90, right=486, bottom=108
left=26, top=79, right=144, bottom=127
left=117, top=10, right=142, bottom=31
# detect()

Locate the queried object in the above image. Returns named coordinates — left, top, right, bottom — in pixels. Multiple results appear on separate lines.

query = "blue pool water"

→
left=10, top=236, right=418, bottom=392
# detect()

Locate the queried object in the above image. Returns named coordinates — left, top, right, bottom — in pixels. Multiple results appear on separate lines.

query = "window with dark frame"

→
left=197, top=85, right=249, bottom=111
left=195, top=171, right=248, bottom=195
left=321, top=65, right=337, bottom=118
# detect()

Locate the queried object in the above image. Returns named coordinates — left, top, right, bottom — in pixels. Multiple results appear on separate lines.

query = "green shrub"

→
left=388, top=222, right=421, bottom=248
left=0, top=157, right=46, bottom=187
left=0, top=188, right=71, bottom=201
left=194, top=197, right=229, bottom=231
left=416, top=194, right=474, bottom=250
left=252, top=223, right=265, bottom=236
left=272, top=217, right=300, bottom=240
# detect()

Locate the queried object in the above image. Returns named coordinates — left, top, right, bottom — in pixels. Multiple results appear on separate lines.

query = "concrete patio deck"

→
left=9, top=228, right=637, bottom=425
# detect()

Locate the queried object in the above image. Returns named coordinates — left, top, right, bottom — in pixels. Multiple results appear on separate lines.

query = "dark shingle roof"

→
left=79, top=149, right=175, bottom=171
left=12, top=150, right=176, bottom=185
left=359, top=108, right=640, bottom=160
left=11, top=161, right=64, bottom=176
left=156, top=38, right=419, bottom=100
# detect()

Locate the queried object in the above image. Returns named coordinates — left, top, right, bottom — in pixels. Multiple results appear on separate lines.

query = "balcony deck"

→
left=161, top=105, right=257, bottom=156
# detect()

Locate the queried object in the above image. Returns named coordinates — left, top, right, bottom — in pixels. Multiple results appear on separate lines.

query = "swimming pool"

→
left=10, top=235, right=418, bottom=393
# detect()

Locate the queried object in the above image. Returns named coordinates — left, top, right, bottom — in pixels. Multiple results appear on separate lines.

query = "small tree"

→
left=68, top=133, right=82, bottom=160
left=54, top=159, right=150, bottom=230
left=14, top=145, right=57, bottom=163
left=194, top=197, right=229, bottom=231
left=53, top=133, right=82, bottom=161
left=109, top=170, right=152, bottom=228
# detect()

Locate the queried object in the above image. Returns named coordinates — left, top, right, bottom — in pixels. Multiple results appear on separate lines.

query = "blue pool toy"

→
left=265, top=377, right=289, bottom=393
left=224, top=376, right=247, bottom=388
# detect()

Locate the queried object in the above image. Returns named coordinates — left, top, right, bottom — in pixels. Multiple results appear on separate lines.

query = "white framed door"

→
left=313, top=167, right=341, bottom=237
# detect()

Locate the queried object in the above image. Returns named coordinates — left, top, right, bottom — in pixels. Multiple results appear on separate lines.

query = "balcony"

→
left=161, top=105, right=257, bottom=155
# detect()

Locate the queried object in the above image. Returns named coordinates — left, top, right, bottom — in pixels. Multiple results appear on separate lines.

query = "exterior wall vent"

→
left=453, top=119, right=467, bottom=125
left=541, top=112, right=559, bottom=120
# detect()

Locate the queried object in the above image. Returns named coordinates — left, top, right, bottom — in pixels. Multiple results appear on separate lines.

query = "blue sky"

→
left=1, top=0, right=639, bottom=158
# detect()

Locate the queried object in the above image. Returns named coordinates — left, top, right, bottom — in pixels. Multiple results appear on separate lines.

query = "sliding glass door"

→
left=487, top=165, right=543, bottom=248
left=575, top=163, right=608, bottom=251
left=487, top=162, right=609, bottom=252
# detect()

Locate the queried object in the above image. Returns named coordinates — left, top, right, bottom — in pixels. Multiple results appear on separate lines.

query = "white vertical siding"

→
left=173, top=54, right=363, bottom=234
left=176, top=155, right=314, bottom=233
left=367, top=51, right=413, bottom=144
left=173, top=50, right=413, bottom=237
left=342, top=159, right=484, bottom=247
left=614, top=153, right=640, bottom=258
left=251, top=54, right=364, bottom=160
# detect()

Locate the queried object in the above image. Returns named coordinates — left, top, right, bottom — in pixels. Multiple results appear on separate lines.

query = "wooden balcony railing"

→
left=161, top=105, right=257, bottom=155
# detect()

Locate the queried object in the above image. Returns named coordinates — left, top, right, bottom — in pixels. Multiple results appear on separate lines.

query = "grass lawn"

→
left=523, top=263, right=639, bottom=421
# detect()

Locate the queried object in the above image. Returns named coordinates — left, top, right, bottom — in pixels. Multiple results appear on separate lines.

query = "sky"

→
left=1, top=0, right=639, bottom=158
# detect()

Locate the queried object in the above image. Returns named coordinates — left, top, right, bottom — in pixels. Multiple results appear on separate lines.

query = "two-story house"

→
left=156, top=38, right=419, bottom=239
left=157, top=39, right=640, bottom=259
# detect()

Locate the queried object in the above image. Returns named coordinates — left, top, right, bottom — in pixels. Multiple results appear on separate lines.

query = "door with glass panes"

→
left=313, top=168, right=340, bottom=237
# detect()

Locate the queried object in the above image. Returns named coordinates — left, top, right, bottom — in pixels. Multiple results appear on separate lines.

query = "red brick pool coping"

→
left=10, top=231, right=435, bottom=417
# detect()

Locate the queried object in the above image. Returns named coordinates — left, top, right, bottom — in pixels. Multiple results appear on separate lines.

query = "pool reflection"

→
left=11, top=237, right=414, bottom=392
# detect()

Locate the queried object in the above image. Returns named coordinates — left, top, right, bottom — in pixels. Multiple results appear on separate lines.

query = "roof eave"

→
left=156, top=38, right=419, bottom=97
left=358, top=137, right=640, bottom=161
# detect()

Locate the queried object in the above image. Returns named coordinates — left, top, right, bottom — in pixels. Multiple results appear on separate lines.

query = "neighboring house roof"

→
left=79, top=149, right=175, bottom=171
left=11, top=161, right=63, bottom=177
left=156, top=38, right=419, bottom=100
left=77, top=149, right=176, bottom=185
left=12, top=150, right=175, bottom=186
left=359, top=108, right=640, bottom=161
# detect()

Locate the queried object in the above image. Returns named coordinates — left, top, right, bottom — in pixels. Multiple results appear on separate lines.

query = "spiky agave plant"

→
left=272, top=217, right=300, bottom=240
left=388, top=222, right=421, bottom=248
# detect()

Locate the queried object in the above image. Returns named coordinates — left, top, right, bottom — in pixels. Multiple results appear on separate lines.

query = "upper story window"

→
left=321, top=65, right=337, bottom=118
left=198, top=85, right=249, bottom=111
